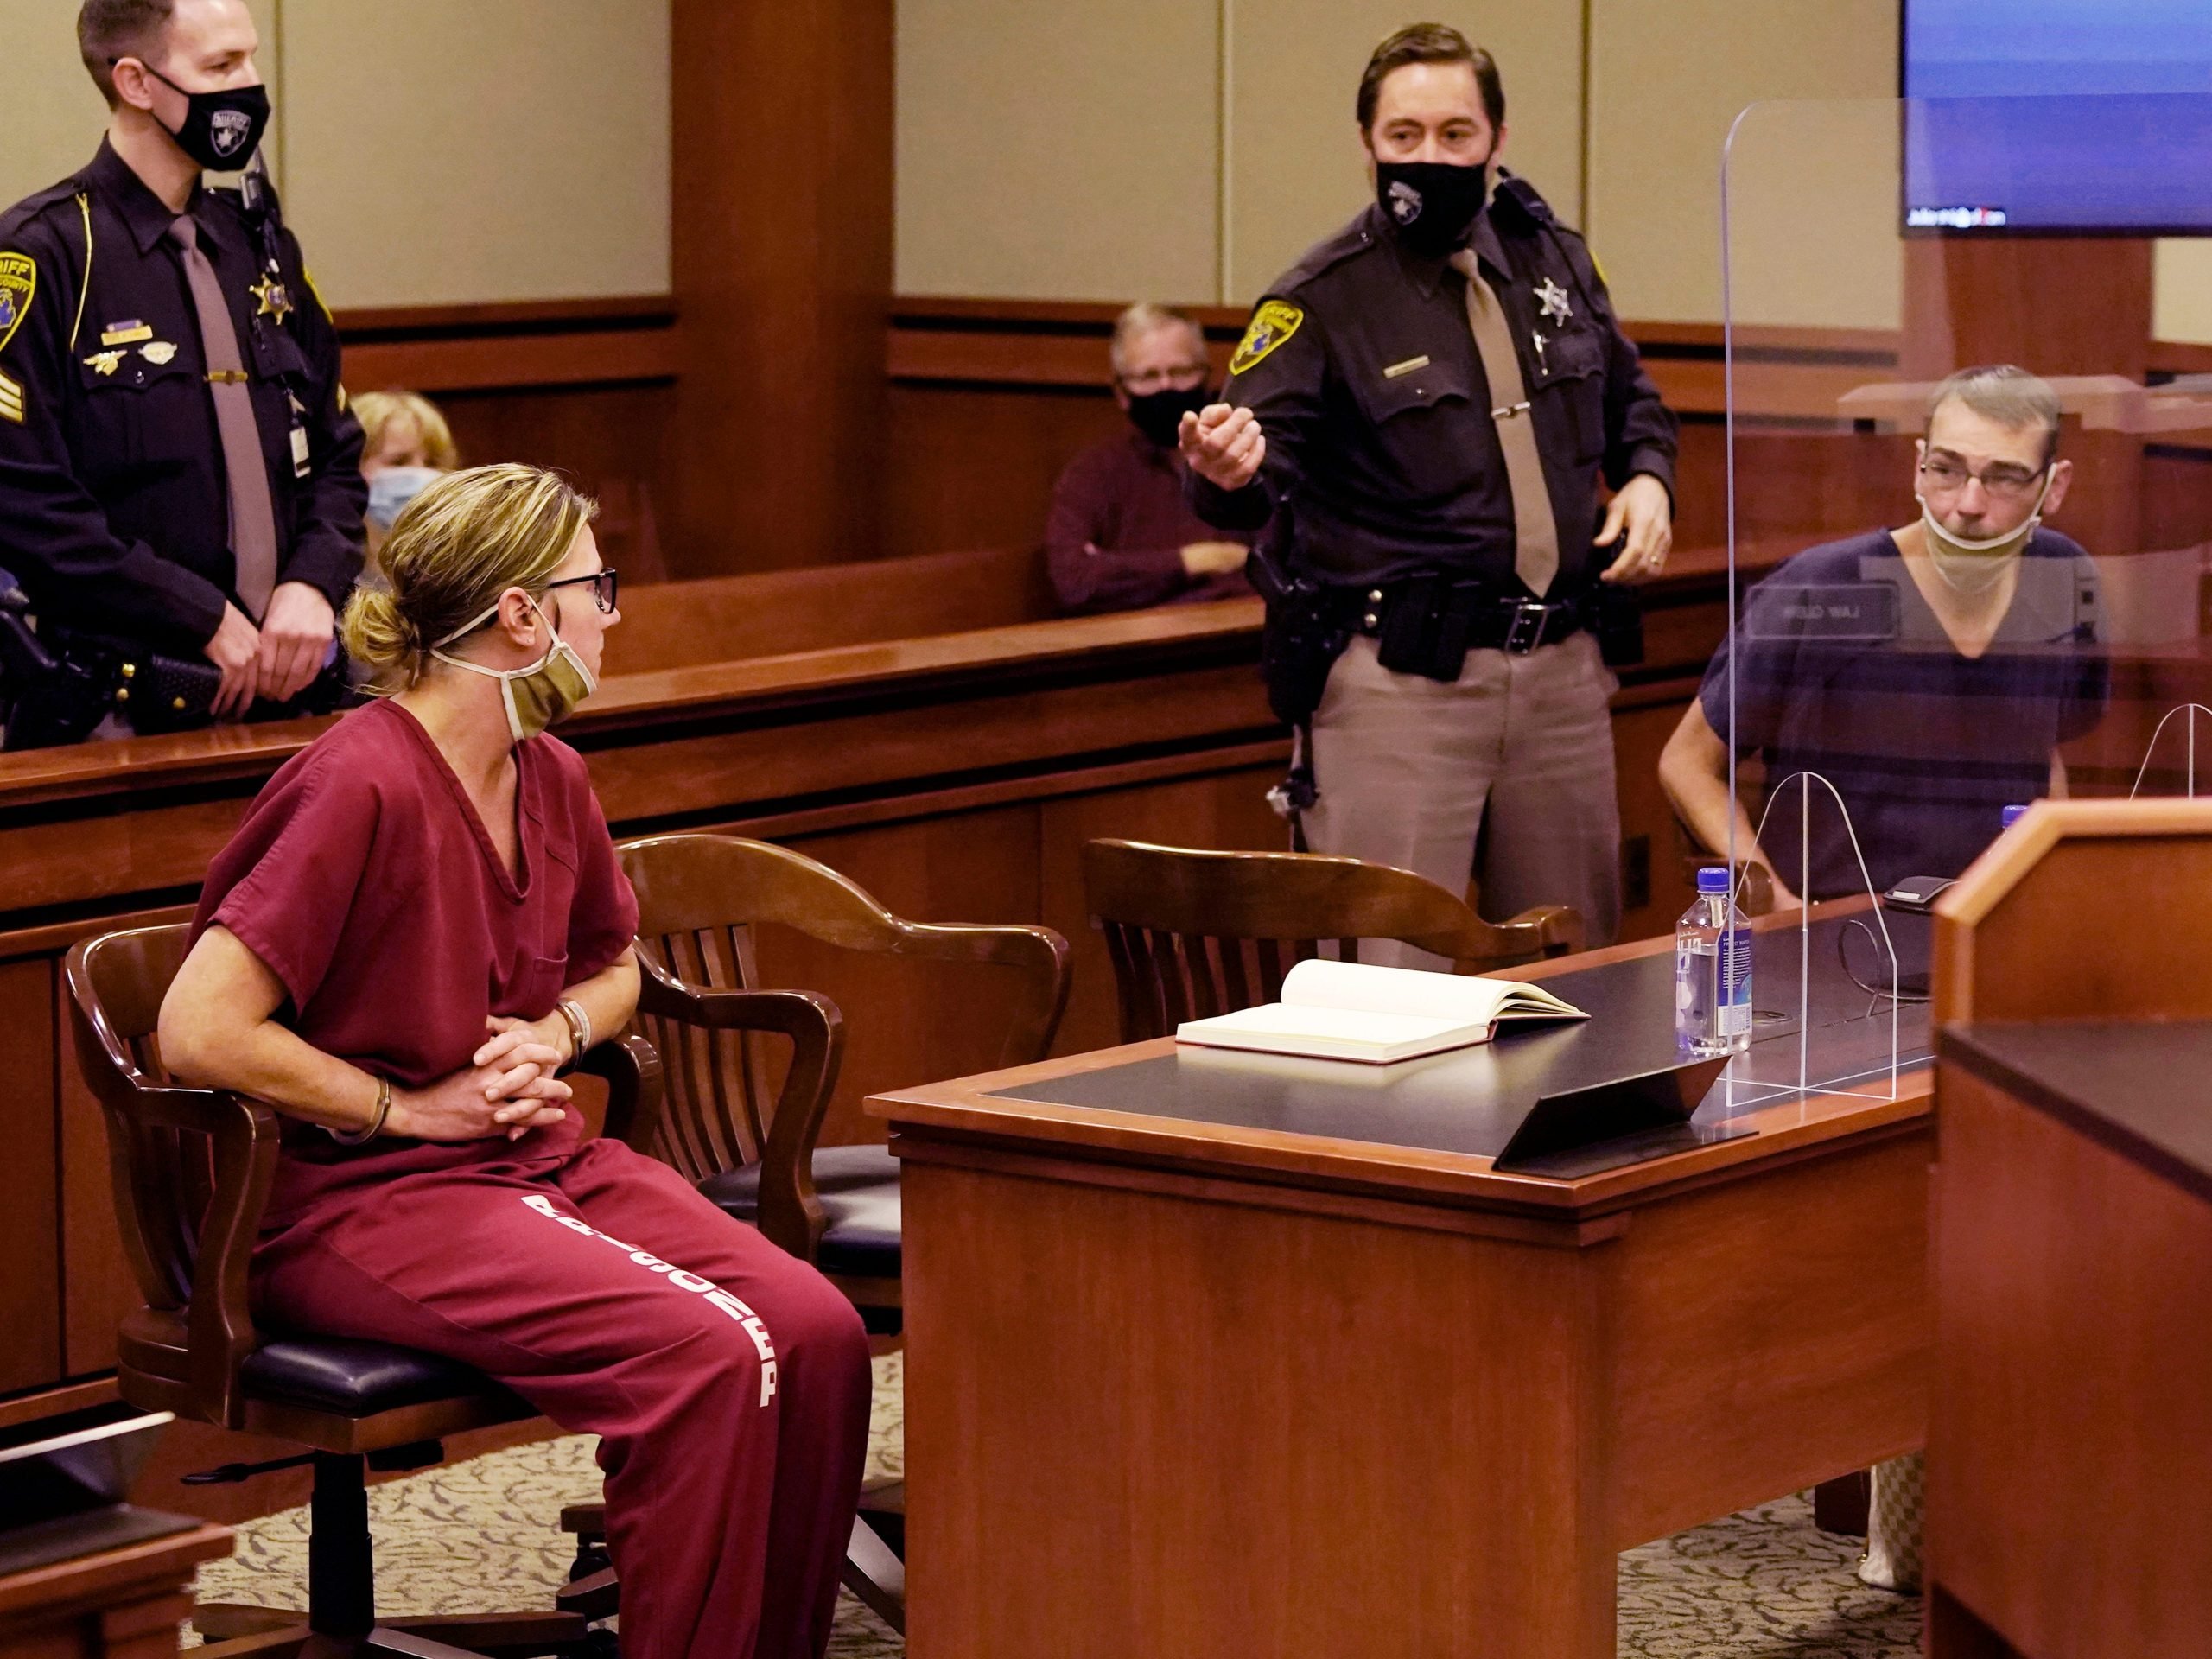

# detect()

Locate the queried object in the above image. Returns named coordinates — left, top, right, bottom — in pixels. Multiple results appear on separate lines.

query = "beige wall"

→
left=1585, top=0, right=1900, bottom=327
left=0, top=0, right=667, bottom=310
left=281, top=0, right=668, bottom=308
left=894, top=0, right=1222, bottom=305
left=893, top=3, right=1586, bottom=304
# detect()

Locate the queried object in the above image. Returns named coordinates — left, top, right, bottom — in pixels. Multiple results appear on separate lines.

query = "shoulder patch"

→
left=1230, top=300, right=1304, bottom=376
left=0, top=252, right=35, bottom=357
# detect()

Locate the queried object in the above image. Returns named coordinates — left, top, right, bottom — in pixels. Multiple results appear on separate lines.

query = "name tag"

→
left=291, top=424, right=311, bottom=477
left=1382, top=354, right=1431, bottom=379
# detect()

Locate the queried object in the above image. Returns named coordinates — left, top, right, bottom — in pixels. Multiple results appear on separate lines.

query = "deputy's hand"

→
left=255, top=582, right=336, bottom=706
left=385, top=1037, right=572, bottom=1143
left=1179, top=540, right=1250, bottom=578
left=1179, top=404, right=1266, bottom=493
left=202, top=603, right=262, bottom=718
left=1597, top=474, right=1674, bottom=583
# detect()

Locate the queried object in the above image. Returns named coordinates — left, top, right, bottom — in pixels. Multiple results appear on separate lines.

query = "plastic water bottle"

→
left=1675, top=867, right=1751, bottom=1058
left=2001, top=803, right=2029, bottom=830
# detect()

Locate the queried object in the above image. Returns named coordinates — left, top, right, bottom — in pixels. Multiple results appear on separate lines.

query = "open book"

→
left=1174, top=958, right=1588, bottom=1065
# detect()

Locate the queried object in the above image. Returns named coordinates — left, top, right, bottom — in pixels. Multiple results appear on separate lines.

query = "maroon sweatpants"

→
left=251, top=1135, right=873, bottom=1659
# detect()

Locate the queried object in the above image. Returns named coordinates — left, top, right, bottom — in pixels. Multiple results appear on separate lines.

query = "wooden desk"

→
left=874, top=915, right=1935, bottom=1657
left=0, top=1516, right=229, bottom=1658
left=1928, top=1021, right=2212, bottom=1659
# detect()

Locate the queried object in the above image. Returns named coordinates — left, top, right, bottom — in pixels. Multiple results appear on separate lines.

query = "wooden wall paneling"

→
left=0, top=959, right=60, bottom=1394
left=2141, top=447, right=2212, bottom=554
left=336, top=301, right=681, bottom=584
left=439, top=384, right=678, bottom=586
left=670, top=0, right=894, bottom=574
left=772, top=806, right=1046, bottom=1147
left=599, top=546, right=1056, bottom=677
left=885, top=385, right=1128, bottom=563
left=1036, top=766, right=1292, bottom=1057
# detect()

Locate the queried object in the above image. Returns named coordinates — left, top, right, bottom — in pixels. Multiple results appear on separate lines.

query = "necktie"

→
left=167, top=214, right=279, bottom=622
left=1449, top=249, right=1560, bottom=598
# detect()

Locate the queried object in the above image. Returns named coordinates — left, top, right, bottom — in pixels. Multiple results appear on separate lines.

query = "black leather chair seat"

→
left=698, top=1143, right=902, bottom=1281
left=242, top=1336, right=505, bottom=1416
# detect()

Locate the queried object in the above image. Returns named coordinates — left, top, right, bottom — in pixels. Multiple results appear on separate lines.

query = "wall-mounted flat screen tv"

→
left=1903, top=0, right=2212, bottom=234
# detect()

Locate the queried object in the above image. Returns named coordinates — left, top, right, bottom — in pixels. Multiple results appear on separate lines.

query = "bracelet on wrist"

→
left=556, top=999, right=592, bottom=1069
left=329, top=1075, right=391, bottom=1147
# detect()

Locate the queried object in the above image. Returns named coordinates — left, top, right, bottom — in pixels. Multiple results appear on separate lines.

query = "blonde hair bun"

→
left=341, top=463, right=597, bottom=691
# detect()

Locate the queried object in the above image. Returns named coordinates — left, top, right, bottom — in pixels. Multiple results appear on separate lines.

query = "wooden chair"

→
left=616, top=832, right=1070, bottom=1326
left=1082, top=838, right=1585, bottom=1041
left=613, top=832, right=1071, bottom=1633
left=64, top=923, right=661, bottom=1658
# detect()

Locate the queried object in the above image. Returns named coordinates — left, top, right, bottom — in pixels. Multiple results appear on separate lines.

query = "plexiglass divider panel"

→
left=1707, top=97, right=2210, bottom=1103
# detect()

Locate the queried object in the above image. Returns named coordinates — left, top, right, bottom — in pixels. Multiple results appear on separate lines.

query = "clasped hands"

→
left=202, top=581, right=335, bottom=717
left=1177, top=403, right=1673, bottom=580
left=381, top=1014, right=577, bottom=1143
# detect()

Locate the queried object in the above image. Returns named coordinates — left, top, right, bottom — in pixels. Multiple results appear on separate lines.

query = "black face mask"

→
left=1124, top=383, right=1212, bottom=448
left=1374, top=159, right=1490, bottom=257
left=139, top=64, right=271, bottom=170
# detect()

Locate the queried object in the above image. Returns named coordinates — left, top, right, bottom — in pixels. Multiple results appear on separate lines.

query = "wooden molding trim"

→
left=886, top=297, right=2212, bottom=423
left=334, top=295, right=679, bottom=395
left=333, top=295, right=677, bottom=338
left=341, top=327, right=680, bottom=395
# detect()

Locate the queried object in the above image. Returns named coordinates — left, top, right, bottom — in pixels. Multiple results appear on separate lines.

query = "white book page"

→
left=1192, top=1003, right=1466, bottom=1043
left=1279, top=958, right=1583, bottom=1021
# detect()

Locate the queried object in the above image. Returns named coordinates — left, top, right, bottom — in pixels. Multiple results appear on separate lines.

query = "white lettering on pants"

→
left=519, top=1194, right=779, bottom=1405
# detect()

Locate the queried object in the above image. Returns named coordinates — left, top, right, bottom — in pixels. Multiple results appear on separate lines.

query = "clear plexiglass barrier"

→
left=1699, top=98, right=2212, bottom=1103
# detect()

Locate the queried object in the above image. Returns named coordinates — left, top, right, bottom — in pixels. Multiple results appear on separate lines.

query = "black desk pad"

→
left=989, top=916, right=1933, bottom=1160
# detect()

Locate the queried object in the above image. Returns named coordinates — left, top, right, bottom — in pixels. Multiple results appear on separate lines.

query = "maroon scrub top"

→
left=191, top=696, right=639, bottom=1223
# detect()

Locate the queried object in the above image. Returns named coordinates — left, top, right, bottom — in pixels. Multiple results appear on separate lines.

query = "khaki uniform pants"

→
left=1302, top=632, right=1623, bottom=966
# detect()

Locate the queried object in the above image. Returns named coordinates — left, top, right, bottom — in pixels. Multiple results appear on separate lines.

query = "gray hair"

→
left=1109, top=303, right=1206, bottom=378
left=1926, top=365, right=2062, bottom=467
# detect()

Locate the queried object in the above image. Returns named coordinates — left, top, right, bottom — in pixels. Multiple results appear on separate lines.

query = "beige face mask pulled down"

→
left=430, top=594, right=597, bottom=741
left=1916, top=467, right=2054, bottom=594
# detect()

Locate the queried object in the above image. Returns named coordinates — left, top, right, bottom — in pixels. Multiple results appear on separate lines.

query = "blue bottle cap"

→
left=1696, top=867, right=1732, bottom=894
left=2001, top=804, right=2030, bottom=828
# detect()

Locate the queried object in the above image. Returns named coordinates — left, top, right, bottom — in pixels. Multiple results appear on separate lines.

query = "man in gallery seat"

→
left=1659, top=365, right=2109, bottom=909
left=1044, top=303, right=1261, bottom=613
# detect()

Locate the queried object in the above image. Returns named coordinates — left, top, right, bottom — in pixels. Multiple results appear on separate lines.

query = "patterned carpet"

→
left=187, top=1352, right=1918, bottom=1656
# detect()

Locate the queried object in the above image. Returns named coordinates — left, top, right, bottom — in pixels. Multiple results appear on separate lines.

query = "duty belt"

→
left=1343, top=574, right=1592, bottom=668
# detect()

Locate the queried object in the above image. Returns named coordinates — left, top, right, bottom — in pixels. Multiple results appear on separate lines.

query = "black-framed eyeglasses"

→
left=542, top=568, right=619, bottom=614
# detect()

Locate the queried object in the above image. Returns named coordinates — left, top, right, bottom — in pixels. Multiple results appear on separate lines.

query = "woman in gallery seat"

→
left=157, top=463, right=871, bottom=1659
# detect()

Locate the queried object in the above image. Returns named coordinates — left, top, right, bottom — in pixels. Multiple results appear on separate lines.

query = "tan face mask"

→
left=430, top=594, right=598, bottom=741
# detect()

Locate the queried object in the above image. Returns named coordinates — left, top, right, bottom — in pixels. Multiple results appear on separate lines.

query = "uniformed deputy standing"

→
left=1182, top=24, right=1677, bottom=951
left=0, top=0, right=365, bottom=734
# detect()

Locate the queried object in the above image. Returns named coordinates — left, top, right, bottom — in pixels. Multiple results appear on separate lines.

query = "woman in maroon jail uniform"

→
left=157, top=464, right=873, bottom=1659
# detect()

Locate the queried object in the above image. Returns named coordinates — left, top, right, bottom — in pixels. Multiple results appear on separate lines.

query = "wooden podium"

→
left=1928, top=798, right=2212, bottom=1657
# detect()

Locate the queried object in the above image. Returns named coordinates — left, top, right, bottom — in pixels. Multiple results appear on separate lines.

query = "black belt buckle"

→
left=1503, top=598, right=1553, bottom=654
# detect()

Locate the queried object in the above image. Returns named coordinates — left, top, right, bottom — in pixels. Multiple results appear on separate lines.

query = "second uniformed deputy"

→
left=1183, top=24, right=1676, bottom=951
left=0, top=0, right=365, bottom=737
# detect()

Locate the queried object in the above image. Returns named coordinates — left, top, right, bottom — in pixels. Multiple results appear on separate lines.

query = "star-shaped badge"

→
left=251, top=272, right=295, bottom=325
left=1535, top=276, right=1573, bottom=326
